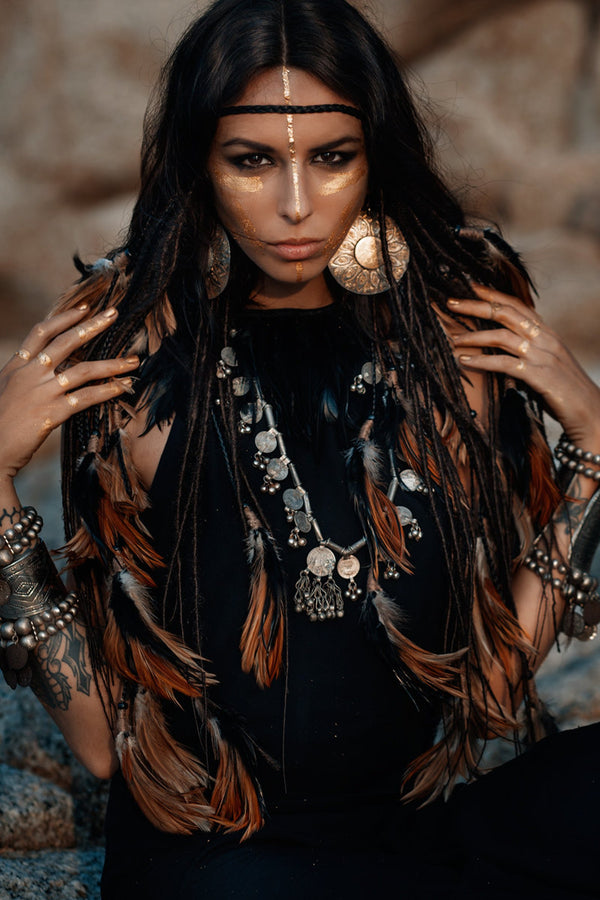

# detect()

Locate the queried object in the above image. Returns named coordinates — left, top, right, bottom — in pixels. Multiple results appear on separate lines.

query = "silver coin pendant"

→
left=307, top=546, right=336, bottom=577
left=337, top=555, right=360, bottom=579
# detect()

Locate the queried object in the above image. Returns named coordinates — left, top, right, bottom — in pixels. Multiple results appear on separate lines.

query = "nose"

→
left=277, top=160, right=312, bottom=225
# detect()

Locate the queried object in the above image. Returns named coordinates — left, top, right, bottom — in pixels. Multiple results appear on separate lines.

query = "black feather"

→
left=499, top=388, right=532, bottom=500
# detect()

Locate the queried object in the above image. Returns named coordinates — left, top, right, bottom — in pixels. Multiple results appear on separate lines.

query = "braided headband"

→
left=220, top=104, right=363, bottom=119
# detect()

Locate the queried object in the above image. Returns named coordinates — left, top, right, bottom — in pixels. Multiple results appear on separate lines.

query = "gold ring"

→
left=518, top=339, right=530, bottom=356
left=15, top=348, right=31, bottom=361
left=36, top=352, right=53, bottom=368
left=56, top=372, right=69, bottom=388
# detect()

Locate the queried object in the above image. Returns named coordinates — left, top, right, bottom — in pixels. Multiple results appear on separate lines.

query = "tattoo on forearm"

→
left=0, top=507, right=25, bottom=529
left=553, top=476, right=588, bottom=541
left=29, top=623, right=92, bottom=711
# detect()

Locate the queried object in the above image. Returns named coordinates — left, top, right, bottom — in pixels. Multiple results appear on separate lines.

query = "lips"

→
left=269, top=239, right=324, bottom=261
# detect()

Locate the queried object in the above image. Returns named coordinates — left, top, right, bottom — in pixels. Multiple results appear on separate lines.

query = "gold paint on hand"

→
left=56, top=372, right=70, bottom=387
left=36, top=352, right=53, bottom=368
left=14, top=348, right=31, bottom=361
left=518, top=339, right=530, bottom=356
left=66, top=394, right=79, bottom=408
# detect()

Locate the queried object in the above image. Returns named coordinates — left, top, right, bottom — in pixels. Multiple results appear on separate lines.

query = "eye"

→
left=313, top=150, right=356, bottom=167
left=233, top=153, right=273, bottom=169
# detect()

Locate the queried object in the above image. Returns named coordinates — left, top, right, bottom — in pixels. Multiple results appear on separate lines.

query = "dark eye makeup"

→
left=229, top=149, right=358, bottom=170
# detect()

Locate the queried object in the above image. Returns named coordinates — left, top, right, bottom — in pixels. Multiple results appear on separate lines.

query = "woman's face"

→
left=208, top=67, right=368, bottom=288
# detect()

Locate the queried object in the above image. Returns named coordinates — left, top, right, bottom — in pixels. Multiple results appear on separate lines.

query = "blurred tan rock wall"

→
left=1, top=0, right=598, bottom=361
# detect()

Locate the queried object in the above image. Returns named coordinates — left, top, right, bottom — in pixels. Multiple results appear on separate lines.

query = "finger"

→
left=55, top=378, right=134, bottom=421
left=448, top=296, right=547, bottom=342
left=54, top=356, right=139, bottom=392
left=16, top=304, right=92, bottom=360
left=39, top=307, right=119, bottom=369
left=457, top=352, right=538, bottom=382
left=452, top=328, right=538, bottom=359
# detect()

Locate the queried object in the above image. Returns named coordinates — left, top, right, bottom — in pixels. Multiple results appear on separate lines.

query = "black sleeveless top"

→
left=103, top=303, right=453, bottom=894
left=148, top=302, right=448, bottom=808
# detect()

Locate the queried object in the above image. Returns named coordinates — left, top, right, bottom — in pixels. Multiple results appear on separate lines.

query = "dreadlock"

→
left=52, top=0, right=560, bottom=832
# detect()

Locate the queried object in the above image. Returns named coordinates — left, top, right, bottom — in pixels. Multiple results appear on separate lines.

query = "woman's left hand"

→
left=448, top=283, right=600, bottom=451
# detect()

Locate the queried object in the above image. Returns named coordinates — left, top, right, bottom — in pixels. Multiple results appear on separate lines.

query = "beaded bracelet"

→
left=523, top=546, right=600, bottom=640
left=0, top=591, right=79, bottom=686
left=0, top=507, right=43, bottom=565
left=0, top=506, right=78, bottom=689
left=555, top=434, right=600, bottom=483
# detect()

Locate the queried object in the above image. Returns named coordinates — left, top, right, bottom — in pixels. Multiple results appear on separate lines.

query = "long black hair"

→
left=58, top=0, right=559, bottom=830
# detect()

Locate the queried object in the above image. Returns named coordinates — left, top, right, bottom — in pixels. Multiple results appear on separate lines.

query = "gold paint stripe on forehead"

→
left=319, top=163, right=368, bottom=196
left=282, top=66, right=302, bottom=223
left=214, top=170, right=264, bottom=193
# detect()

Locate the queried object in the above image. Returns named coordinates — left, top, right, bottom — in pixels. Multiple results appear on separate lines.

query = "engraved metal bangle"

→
left=0, top=541, right=67, bottom=617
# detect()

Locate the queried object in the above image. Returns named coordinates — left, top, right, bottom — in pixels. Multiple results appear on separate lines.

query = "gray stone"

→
left=0, top=848, right=104, bottom=900
left=0, top=764, right=75, bottom=851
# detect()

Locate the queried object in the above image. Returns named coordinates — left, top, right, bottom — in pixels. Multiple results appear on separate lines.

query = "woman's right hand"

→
left=0, top=304, right=139, bottom=481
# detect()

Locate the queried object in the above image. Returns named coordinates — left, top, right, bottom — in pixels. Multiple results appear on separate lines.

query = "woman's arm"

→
left=0, top=305, right=138, bottom=777
left=449, top=284, right=600, bottom=674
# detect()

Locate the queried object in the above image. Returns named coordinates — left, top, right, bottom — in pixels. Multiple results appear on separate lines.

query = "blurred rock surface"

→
left=1, top=1, right=599, bottom=897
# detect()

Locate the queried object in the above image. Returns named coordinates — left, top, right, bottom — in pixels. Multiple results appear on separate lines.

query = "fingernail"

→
left=459, top=354, right=472, bottom=362
left=76, top=302, right=89, bottom=311
left=124, top=356, right=139, bottom=365
left=120, top=377, right=133, bottom=388
left=447, top=299, right=460, bottom=306
left=104, top=307, right=118, bottom=318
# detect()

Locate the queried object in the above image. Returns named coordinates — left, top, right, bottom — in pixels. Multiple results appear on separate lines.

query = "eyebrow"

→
left=220, top=135, right=363, bottom=153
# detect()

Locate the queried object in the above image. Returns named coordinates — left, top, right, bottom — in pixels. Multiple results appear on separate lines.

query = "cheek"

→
left=322, top=190, right=366, bottom=258
left=215, top=192, right=264, bottom=244
left=318, top=164, right=368, bottom=198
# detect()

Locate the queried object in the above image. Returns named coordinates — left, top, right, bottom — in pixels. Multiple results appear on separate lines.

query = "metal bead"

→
left=11, top=542, right=23, bottom=555
left=55, top=618, right=65, bottom=630
left=20, top=634, right=37, bottom=651
left=42, top=610, right=53, bottom=623
left=46, top=624, right=57, bottom=636
left=14, top=617, right=32, bottom=636
left=4, top=528, right=15, bottom=542
left=31, top=615, right=44, bottom=628
left=0, top=621, right=15, bottom=640
left=63, top=613, right=73, bottom=624
left=58, top=600, right=69, bottom=613
left=37, top=630, right=49, bottom=642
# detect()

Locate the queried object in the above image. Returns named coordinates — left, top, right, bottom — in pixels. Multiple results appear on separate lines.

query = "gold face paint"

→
left=282, top=66, right=302, bottom=223
left=323, top=197, right=360, bottom=257
left=213, top=170, right=264, bottom=193
left=296, top=262, right=304, bottom=282
left=319, top=163, right=367, bottom=196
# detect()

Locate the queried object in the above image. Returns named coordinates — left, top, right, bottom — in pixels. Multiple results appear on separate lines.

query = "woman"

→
left=1, top=1, right=599, bottom=896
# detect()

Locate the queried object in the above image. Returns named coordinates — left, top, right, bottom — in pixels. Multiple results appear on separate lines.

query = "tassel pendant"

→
left=294, top=568, right=344, bottom=621
left=293, top=547, right=362, bottom=621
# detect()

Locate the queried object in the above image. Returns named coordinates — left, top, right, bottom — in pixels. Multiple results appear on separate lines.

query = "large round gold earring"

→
left=327, top=213, right=409, bottom=295
left=205, top=224, right=231, bottom=299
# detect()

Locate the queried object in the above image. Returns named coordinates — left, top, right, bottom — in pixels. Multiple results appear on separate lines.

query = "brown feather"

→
left=240, top=528, right=284, bottom=688
left=370, top=585, right=465, bottom=698
left=207, top=717, right=265, bottom=840
left=116, top=688, right=215, bottom=834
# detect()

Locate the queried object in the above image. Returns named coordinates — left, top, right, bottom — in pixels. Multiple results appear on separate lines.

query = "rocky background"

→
left=1, top=0, right=599, bottom=897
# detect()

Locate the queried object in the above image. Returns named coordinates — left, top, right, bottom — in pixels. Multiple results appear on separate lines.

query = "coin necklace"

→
left=217, top=341, right=427, bottom=620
